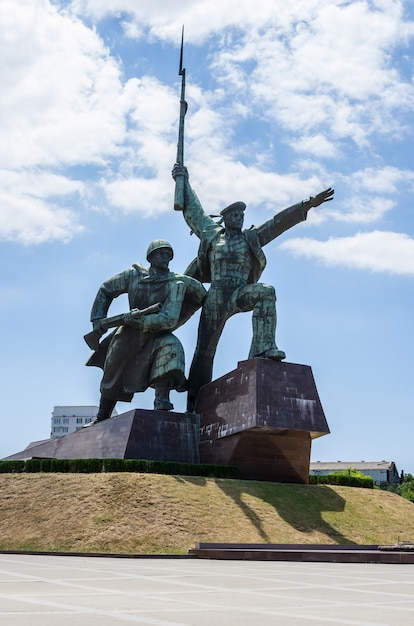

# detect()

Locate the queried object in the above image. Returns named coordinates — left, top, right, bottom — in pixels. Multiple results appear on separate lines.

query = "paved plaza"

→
left=0, top=553, right=413, bottom=625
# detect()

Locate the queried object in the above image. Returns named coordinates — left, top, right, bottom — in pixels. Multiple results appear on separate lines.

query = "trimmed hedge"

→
left=309, top=471, right=374, bottom=489
left=0, top=457, right=239, bottom=479
left=0, top=460, right=25, bottom=473
left=0, top=460, right=373, bottom=487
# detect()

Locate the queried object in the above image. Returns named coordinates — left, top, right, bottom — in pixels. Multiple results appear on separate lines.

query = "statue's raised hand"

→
left=172, top=163, right=188, bottom=181
left=308, top=187, right=334, bottom=209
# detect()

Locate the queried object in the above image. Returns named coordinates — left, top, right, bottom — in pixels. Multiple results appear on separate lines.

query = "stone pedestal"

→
left=4, top=409, right=200, bottom=464
left=196, top=358, right=329, bottom=483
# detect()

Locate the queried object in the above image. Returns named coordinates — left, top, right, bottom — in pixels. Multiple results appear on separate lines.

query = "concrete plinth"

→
left=4, top=409, right=200, bottom=464
left=195, top=358, right=329, bottom=483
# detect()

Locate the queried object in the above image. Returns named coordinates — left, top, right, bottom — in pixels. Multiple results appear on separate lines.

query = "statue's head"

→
left=220, top=201, right=246, bottom=230
left=146, top=239, right=174, bottom=267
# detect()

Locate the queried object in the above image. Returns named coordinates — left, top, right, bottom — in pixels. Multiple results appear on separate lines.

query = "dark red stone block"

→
left=4, top=410, right=200, bottom=464
left=196, top=358, right=329, bottom=483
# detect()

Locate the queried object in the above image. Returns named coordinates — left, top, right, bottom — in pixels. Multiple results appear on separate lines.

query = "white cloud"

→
left=200, top=2, right=414, bottom=152
left=102, top=154, right=324, bottom=218
left=66, top=0, right=414, bottom=157
left=129, top=77, right=177, bottom=137
left=290, top=134, right=338, bottom=158
left=0, top=168, right=84, bottom=243
left=103, top=175, right=171, bottom=216
left=324, top=196, right=396, bottom=224
left=0, top=0, right=130, bottom=242
left=0, top=195, right=82, bottom=245
left=2, top=0, right=413, bottom=243
left=0, top=0, right=179, bottom=241
left=311, top=165, right=414, bottom=225
left=280, top=230, right=414, bottom=275
left=346, top=166, right=414, bottom=194
left=0, top=0, right=131, bottom=169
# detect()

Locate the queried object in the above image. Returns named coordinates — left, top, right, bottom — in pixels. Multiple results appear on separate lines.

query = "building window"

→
left=62, top=418, right=69, bottom=424
left=76, top=418, right=83, bottom=424
left=53, top=418, right=61, bottom=424
left=85, top=418, right=92, bottom=424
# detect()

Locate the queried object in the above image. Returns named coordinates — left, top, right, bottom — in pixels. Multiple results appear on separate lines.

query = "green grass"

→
left=0, top=473, right=413, bottom=554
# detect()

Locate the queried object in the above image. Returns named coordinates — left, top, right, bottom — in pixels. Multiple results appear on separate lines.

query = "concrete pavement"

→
left=0, top=553, right=414, bottom=625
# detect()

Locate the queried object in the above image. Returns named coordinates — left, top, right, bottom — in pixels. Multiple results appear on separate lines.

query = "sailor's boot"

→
left=248, top=285, right=285, bottom=360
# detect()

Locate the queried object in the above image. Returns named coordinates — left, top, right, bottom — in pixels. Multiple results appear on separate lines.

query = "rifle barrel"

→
left=174, top=26, right=187, bottom=211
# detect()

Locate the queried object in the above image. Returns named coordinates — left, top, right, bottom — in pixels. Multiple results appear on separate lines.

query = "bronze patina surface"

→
left=86, top=240, right=206, bottom=421
left=173, top=164, right=333, bottom=411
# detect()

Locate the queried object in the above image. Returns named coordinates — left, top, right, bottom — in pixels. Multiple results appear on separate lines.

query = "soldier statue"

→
left=86, top=239, right=206, bottom=421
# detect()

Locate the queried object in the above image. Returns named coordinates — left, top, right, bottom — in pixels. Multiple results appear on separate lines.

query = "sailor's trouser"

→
left=187, top=282, right=278, bottom=409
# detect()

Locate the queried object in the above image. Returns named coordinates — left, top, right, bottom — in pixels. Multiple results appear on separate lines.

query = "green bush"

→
left=50, top=458, right=69, bottom=472
left=0, top=460, right=25, bottom=473
left=309, top=469, right=374, bottom=489
left=396, top=473, right=414, bottom=502
left=25, top=459, right=42, bottom=473
left=0, top=458, right=239, bottom=479
left=66, top=458, right=104, bottom=473
left=102, top=458, right=127, bottom=472
left=40, top=459, right=52, bottom=472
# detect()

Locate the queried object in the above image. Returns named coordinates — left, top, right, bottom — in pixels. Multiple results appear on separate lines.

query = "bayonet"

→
left=174, top=26, right=187, bottom=211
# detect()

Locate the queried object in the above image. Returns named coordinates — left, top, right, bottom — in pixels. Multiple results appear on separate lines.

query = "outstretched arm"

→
left=256, top=187, right=334, bottom=246
left=306, top=187, right=335, bottom=209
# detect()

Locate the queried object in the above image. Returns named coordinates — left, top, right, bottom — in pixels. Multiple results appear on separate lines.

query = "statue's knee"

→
left=261, top=284, right=276, bottom=301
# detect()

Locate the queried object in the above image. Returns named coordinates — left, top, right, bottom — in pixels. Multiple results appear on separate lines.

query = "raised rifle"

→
left=84, top=302, right=162, bottom=352
left=174, top=26, right=187, bottom=211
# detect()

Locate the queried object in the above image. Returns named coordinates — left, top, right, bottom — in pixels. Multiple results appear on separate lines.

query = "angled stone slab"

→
left=4, top=409, right=200, bottom=464
left=195, top=358, right=329, bottom=483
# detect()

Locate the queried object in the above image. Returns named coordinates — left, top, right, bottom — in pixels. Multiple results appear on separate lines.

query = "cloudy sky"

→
left=1, top=0, right=413, bottom=473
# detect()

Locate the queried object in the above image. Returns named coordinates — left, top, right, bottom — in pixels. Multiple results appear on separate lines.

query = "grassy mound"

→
left=1, top=473, right=413, bottom=554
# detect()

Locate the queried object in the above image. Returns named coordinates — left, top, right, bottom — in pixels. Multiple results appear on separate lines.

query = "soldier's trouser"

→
left=99, top=330, right=186, bottom=419
left=187, top=282, right=278, bottom=410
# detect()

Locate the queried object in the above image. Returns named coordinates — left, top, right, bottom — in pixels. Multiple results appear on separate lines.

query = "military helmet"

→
left=146, top=239, right=174, bottom=262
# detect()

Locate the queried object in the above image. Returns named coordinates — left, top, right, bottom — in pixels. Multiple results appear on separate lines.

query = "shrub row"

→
left=0, top=460, right=374, bottom=487
left=0, top=458, right=239, bottom=479
left=309, top=472, right=374, bottom=489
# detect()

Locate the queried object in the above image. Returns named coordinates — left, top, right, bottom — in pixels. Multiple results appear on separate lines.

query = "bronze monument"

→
left=4, top=34, right=333, bottom=481
left=172, top=32, right=333, bottom=411
left=85, top=240, right=206, bottom=421
left=172, top=164, right=333, bottom=411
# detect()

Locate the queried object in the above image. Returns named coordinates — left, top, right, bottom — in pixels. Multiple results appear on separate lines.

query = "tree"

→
left=397, top=473, right=414, bottom=503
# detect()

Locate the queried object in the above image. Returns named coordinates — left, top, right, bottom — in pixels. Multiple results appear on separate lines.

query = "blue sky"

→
left=1, top=0, right=413, bottom=474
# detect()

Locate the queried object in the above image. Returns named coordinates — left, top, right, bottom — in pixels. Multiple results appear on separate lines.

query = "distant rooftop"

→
left=310, top=461, right=396, bottom=470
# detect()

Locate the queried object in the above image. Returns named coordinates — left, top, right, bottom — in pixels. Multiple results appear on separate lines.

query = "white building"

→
left=50, top=405, right=117, bottom=438
left=309, top=461, right=401, bottom=488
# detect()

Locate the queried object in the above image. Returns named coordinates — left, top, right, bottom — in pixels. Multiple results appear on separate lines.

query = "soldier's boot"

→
left=95, top=397, right=117, bottom=422
left=154, top=387, right=174, bottom=411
